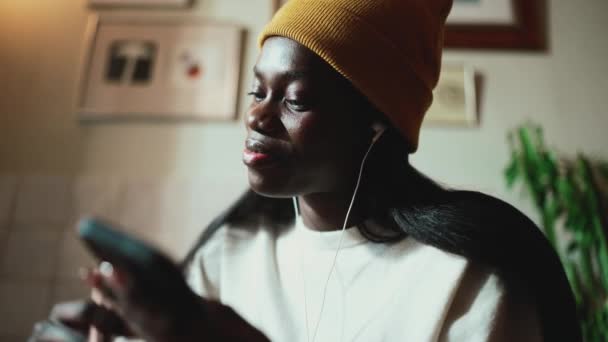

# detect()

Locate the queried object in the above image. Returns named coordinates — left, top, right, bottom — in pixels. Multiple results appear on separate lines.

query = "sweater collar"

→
left=293, top=215, right=369, bottom=250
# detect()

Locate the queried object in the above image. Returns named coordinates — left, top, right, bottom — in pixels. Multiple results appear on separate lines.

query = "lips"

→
left=243, top=138, right=288, bottom=169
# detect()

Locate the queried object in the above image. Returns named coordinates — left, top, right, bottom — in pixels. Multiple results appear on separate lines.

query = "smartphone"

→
left=77, top=217, right=190, bottom=298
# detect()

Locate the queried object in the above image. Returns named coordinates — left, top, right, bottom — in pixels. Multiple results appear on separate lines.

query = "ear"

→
left=371, top=122, right=387, bottom=143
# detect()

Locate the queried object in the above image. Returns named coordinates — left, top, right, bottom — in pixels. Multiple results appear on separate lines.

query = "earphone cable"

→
left=293, top=198, right=311, bottom=342
left=310, top=136, right=378, bottom=342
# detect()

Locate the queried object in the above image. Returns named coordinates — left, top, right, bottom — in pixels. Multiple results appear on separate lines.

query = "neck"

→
left=297, top=190, right=367, bottom=231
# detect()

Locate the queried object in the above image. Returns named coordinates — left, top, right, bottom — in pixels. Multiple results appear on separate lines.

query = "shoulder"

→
left=401, top=236, right=542, bottom=341
left=421, top=189, right=555, bottom=263
left=439, top=258, right=542, bottom=342
left=398, top=189, right=547, bottom=265
left=423, top=190, right=580, bottom=341
left=447, top=190, right=536, bottom=231
left=384, top=238, right=541, bottom=341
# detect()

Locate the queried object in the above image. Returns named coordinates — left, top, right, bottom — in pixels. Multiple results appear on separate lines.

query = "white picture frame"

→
left=77, top=15, right=243, bottom=121
left=424, top=64, right=477, bottom=126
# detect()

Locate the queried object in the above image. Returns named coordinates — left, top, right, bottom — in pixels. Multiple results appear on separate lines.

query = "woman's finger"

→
left=98, top=261, right=132, bottom=300
left=81, top=266, right=135, bottom=337
left=82, top=266, right=119, bottom=303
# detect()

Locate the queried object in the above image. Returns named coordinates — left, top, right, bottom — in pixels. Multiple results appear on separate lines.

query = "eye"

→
left=284, top=98, right=309, bottom=112
left=247, top=91, right=265, bottom=103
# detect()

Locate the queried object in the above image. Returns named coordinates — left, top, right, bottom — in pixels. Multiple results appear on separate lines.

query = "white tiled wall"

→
left=0, top=176, right=17, bottom=229
left=0, top=229, right=9, bottom=267
left=0, top=174, right=244, bottom=338
left=0, top=280, right=53, bottom=337
left=71, top=176, right=125, bottom=224
left=0, top=334, right=28, bottom=342
left=1, top=231, right=61, bottom=279
left=13, top=176, right=73, bottom=227
left=55, top=229, right=97, bottom=280
left=51, top=279, right=91, bottom=304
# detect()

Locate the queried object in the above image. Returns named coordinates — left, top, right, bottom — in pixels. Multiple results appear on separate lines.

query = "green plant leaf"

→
left=567, top=240, right=578, bottom=254
left=598, top=162, right=608, bottom=180
left=505, top=123, right=608, bottom=341
left=505, top=157, right=520, bottom=188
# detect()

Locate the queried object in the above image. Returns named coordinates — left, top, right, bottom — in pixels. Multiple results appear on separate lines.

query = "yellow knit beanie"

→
left=258, top=0, right=453, bottom=152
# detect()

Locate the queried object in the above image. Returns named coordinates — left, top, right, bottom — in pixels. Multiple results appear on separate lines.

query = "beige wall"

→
left=0, top=1, right=270, bottom=340
left=1, top=0, right=607, bottom=204
left=415, top=0, right=608, bottom=220
left=0, top=1, right=85, bottom=174
left=0, top=1, right=607, bottom=339
left=1, top=0, right=607, bottom=213
left=0, top=0, right=271, bottom=180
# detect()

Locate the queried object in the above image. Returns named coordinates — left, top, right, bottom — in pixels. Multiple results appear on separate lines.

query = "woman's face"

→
left=243, top=37, right=373, bottom=198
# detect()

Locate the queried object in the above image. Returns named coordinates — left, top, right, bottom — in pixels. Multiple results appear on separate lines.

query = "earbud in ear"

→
left=371, top=122, right=387, bottom=143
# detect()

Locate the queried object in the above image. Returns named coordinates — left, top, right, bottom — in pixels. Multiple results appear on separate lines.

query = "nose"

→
left=246, top=99, right=282, bottom=135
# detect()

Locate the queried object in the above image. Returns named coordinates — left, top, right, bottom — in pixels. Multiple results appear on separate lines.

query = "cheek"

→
left=286, top=110, right=360, bottom=170
left=286, top=113, right=330, bottom=157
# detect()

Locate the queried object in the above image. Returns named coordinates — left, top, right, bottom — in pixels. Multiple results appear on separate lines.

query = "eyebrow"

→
left=253, top=66, right=309, bottom=81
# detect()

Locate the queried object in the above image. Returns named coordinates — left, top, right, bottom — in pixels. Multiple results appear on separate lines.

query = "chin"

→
left=247, top=168, right=298, bottom=198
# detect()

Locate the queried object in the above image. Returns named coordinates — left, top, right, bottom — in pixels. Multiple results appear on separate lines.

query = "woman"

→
left=32, top=0, right=580, bottom=341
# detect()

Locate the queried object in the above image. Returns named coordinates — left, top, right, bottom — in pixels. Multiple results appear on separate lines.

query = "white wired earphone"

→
left=293, top=123, right=386, bottom=342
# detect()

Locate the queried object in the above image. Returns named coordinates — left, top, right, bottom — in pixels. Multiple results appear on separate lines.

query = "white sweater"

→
left=186, top=217, right=541, bottom=342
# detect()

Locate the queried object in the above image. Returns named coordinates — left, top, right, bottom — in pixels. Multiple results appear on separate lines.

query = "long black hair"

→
left=182, top=126, right=580, bottom=341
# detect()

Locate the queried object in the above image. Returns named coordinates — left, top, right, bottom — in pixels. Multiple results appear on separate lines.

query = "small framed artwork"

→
left=78, top=16, right=242, bottom=121
left=89, top=0, right=191, bottom=8
left=424, top=64, right=477, bottom=126
left=444, top=0, right=546, bottom=50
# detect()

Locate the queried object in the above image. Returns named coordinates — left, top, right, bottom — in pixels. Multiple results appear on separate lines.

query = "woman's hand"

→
left=84, top=263, right=270, bottom=342
left=30, top=262, right=269, bottom=341
left=29, top=299, right=131, bottom=342
left=82, top=263, right=206, bottom=342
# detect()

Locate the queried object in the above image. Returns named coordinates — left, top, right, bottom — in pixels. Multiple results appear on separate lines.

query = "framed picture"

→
left=424, top=64, right=477, bottom=126
left=78, top=16, right=242, bottom=121
left=444, top=0, right=547, bottom=50
left=89, top=0, right=191, bottom=8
